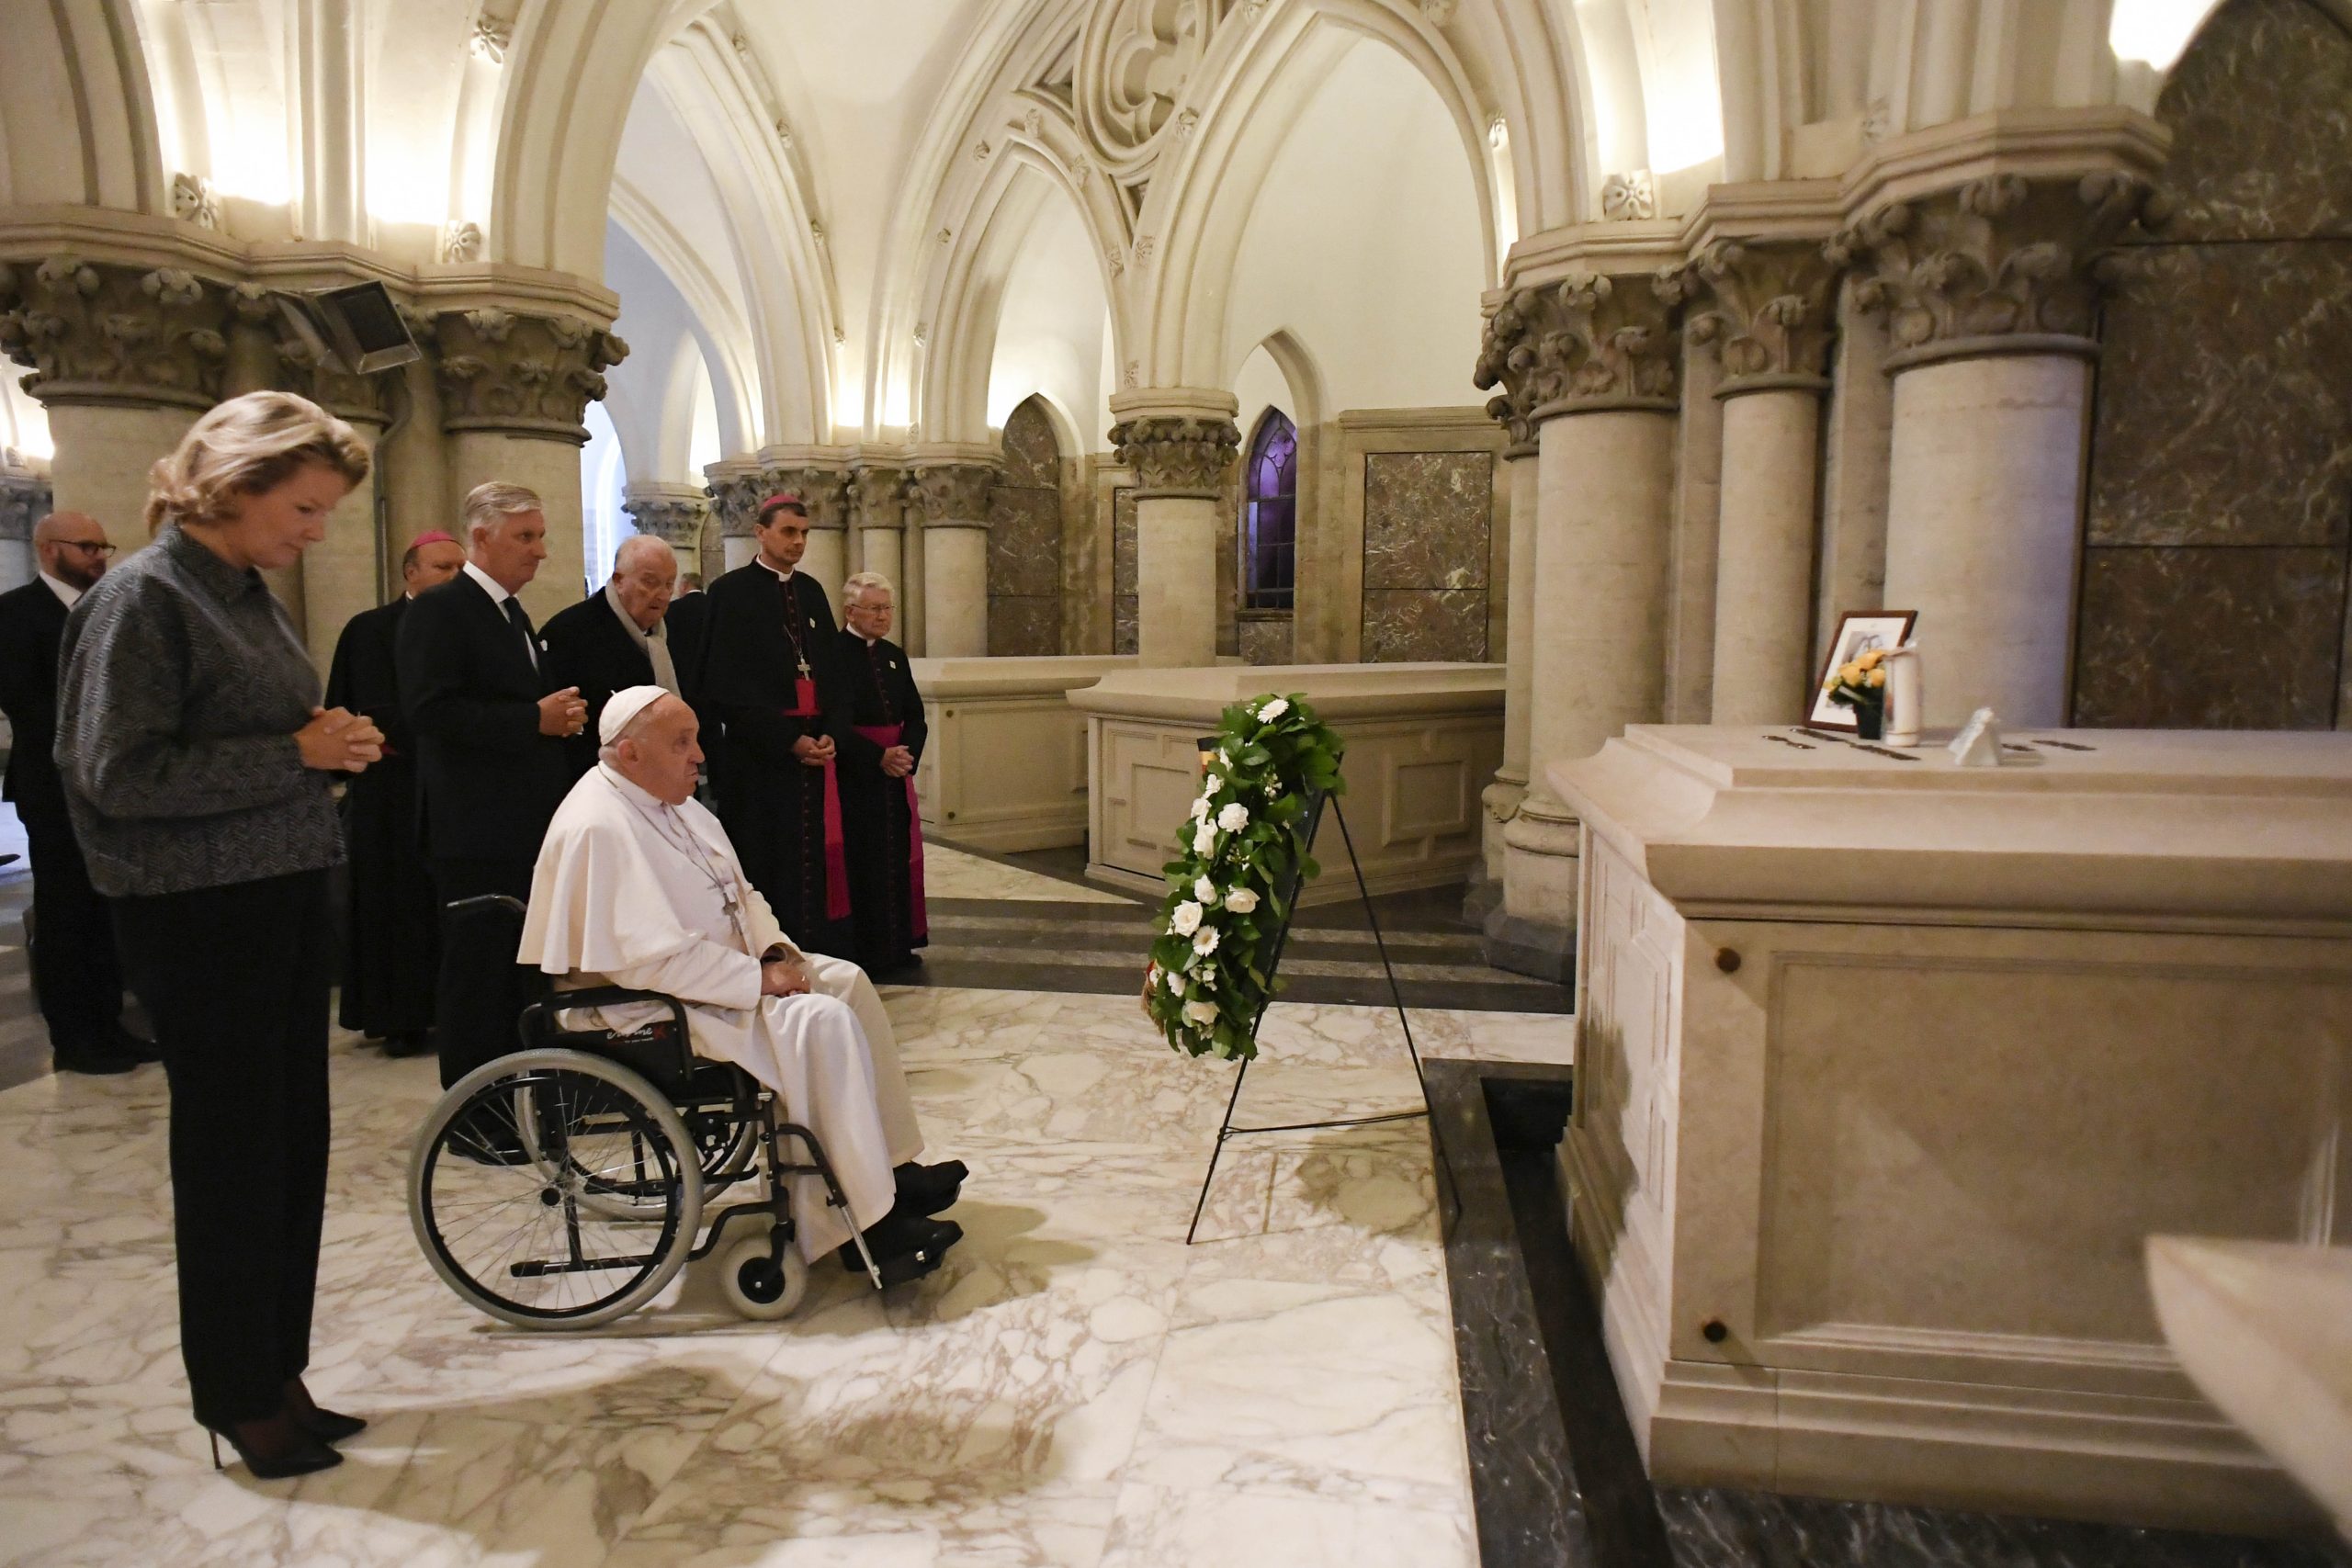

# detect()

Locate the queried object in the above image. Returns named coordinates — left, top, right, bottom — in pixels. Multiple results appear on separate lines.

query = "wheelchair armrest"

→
left=522, top=986, right=696, bottom=1081
left=447, top=893, right=528, bottom=917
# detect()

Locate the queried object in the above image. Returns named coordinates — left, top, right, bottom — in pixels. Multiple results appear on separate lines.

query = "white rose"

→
left=1190, top=795, right=1210, bottom=823
left=1164, top=968, right=1184, bottom=993
left=1218, top=748, right=1230, bottom=765
left=1193, top=875, right=1218, bottom=905
left=1258, top=697, right=1289, bottom=722
left=1224, top=887, right=1260, bottom=915
left=1193, top=927, right=1220, bottom=957
left=1193, top=821, right=1216, bottom=855
left=1198, top=968, right=1216, bottom=988
left=1170, top=900, right=1203, bottom=936
left=1217, top=802, right=1250, bottom=833
left=1182, top=998, right=1218, bottom=1026
left=1204, top=773, right=1223, bottom=795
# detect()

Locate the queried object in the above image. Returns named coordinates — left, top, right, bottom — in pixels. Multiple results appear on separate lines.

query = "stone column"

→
left=1107, top=389, right=1240, bottom=670
left=765, top=451, right=851, bottom=605
left=620, top=480, right=712, bottom=581
left=0, top=256, right=230, bottom=541
left=1676, top=240, right=1838, bottom=724
left=431, top=305, right=628, bottom=626
left=1476, top=391, right=1539, bottom=895
left=704, top=457, right=763, bottom=574
left=849, top=455, right=911, bottom=604
left=1473, top=272, right=1680, bottom=975
left=0, top=454, right=51, bottom=591
left=908, top=446, right=999, bottom=659
left=1836, top=173, right=2158, bottom=727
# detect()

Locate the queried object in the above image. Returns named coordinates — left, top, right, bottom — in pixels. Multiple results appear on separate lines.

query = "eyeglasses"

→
left=57, top=541, right=117, bottom=558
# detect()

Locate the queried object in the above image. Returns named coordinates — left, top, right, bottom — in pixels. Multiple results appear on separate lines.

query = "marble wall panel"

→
left=1238, top=613, right=1294, bottom=666
left=1001, top=400, right=1061, bottom=488
left=1363, top=452, right=1493, bottom=592
left=988, top=487, right=1064, bottom=596
left=2148, top=0, right=2352, bottom=243
left=2086, top=243, right=2352, bottom=548
left=1113, top=484, right=1137, bottom=655
left=987, top=595, right=1062, bottom=657
left=1363, top=589, right=1487, bottom=664
left=2074, top=546, right=2347, bottom=728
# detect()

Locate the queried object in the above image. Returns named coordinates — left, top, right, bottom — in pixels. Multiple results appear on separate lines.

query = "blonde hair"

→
left=462, top=481, right=545, bottom=538
left=842, top=570, right=895, bottom=606
left=145, top=390, right=369, bottom=535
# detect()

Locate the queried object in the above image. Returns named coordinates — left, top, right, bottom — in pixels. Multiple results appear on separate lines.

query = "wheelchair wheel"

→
left=717, top=1231, right=809, bottom=1321
left=410, top=1050, right=705, bottom=1329
left=544, top=1081, right=762, bottom=1223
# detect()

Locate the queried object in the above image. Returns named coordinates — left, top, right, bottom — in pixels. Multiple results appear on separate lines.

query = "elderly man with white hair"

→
left=521, top=684, right=967, bottom=1280
left=540, top=533, right=683, bottom=776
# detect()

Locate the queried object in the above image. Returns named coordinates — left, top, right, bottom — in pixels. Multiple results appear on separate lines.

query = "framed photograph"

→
left=1807, top=611, right=1917, bottom=729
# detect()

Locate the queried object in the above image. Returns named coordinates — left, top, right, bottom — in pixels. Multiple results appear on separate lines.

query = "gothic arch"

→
left=0, top=0, right=164, bottom=213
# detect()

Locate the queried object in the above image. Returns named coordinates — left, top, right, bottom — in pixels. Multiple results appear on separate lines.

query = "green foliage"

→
left=1139, top=694, right=1346, bottom=1061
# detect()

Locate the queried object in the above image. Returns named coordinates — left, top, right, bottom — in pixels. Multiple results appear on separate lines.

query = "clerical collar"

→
left=463, top=559, right=514, bottom=605
left=754, top=557, right=800, bottom=582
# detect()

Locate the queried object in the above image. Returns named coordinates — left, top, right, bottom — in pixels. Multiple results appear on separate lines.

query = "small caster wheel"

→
left=718, top=1235, right=808, bottom=1320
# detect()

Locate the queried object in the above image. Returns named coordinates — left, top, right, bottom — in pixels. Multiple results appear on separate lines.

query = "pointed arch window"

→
left=1241, top=409, right=1297, bottom=611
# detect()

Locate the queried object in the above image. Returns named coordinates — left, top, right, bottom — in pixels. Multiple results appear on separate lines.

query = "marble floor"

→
left=921, top=843, right=1134, bottom=905
left=0, top=976, right=1564, bottom=1566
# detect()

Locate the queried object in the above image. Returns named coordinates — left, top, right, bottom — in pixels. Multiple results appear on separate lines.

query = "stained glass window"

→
left=1242, top=409, right=1297, bottom=610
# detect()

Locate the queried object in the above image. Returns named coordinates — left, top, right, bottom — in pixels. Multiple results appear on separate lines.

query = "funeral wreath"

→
left=1142, top=694, right=1345, bottom=1060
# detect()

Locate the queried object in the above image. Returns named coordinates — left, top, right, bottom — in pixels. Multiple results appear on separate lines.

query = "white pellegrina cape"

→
left=520, top=763, right=923, bottom=1258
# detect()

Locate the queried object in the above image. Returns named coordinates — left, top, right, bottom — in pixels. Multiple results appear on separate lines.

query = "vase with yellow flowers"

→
left=1823, top=647, right=1892, bottom=739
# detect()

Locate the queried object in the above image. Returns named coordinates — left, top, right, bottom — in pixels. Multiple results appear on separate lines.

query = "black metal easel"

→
left=1182, top=788, right=1447, bottom=1245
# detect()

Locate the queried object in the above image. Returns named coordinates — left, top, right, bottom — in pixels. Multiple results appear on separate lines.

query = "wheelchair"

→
left=406, top=896, right=885, bottom=1329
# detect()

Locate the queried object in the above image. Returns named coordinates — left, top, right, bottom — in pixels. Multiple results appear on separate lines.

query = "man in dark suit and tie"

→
left=396, top=482, right=587, bottom=1089
left=0, top=512, right=154, bottom=1075
left=539, top=535, right=679, bottom=776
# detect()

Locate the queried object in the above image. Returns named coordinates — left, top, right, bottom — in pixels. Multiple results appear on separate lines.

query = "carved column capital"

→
left=767, top=461, right=850, bottom=532
left=0, top=255, right=232, bottom=411
left=229, top=280, right=394, bottom=425
left=620, top=483, right=711, bottom=548
left=1106, top=414, right=1239, bottom=499
left=703, top=458, right=765, bottom=539
left=1671, top=238, right=1839, bottom=396
left=1827, top=172, right=2165, bottom=371
left=430, top=306, right=628, bottom=442
left=850, top=462, right=911, bottom=532
left=907, top=453, right=1000, bottom=526
left=1474, top=269, right=1680, bottom=423
left=0, top=457, right=51, bottom=542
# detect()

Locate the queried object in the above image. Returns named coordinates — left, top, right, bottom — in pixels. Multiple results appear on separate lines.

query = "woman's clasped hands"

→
left=295, top=705, right=386, bottom=773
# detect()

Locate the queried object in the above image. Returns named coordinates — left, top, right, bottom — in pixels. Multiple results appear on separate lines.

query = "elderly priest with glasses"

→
left=518, top=685, right=967, bottom=1283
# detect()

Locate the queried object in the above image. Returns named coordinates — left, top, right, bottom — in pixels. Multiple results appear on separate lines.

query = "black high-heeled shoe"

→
left=283, top=1379, right=368, bottom=1444
left=204, top=1418, right=344, bottom=1480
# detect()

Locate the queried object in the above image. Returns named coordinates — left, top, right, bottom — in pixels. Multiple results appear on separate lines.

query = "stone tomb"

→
left=1552, top=725, right=2352, bottom=1533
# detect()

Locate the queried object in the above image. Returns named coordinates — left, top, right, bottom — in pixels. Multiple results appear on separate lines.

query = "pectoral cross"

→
left=797, top=658, right=812, bottom=679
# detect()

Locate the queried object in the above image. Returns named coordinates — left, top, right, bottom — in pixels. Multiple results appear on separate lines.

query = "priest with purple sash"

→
left=834, top=572, right=928, bottom=975
left=692, top=493, right=855, bottom=957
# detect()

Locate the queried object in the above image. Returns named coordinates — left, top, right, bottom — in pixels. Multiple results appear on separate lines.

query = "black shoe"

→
left=205, top=1418, right=344, bottom=1480
left=284, top=1379, right=367, bottom=1444
left=893, top=1159, right=967, bottom=1215
left=106, top=1025, right=161, bottom=1064
left=382, top=1032, right=435, bottom=1059
left=53, top=1038, right=141, bottom=1077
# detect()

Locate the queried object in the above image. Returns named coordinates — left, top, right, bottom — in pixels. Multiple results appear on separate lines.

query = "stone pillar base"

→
left=1490, top=791, right=1580, bottom=985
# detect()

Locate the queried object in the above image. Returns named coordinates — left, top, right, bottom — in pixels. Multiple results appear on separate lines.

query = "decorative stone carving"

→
left=1421, top=0, right=1459, bottom=24
left=469, top=17, right=512, bottom=63
left=778, top=466, right=851, bottom=531
left=229, top=279, right=393, bottom=423
left=440, top=221, right=483, bottom=263
left=171, top=174, right=221, bottom=231
left=430, top=307, right=628, bottom=441
left=1669, top=239, right=1838, bottom=392
left=909, top=462, right=999, bottom=525
left=1472, top=271, right=1679, bottom=421
left=1108, top=413, right=1239, bottom=499
left=621, top=489, right=711, bottom=548
left=0, top=459, right=51, bottom=543
left=852, top=464, right=910, bottom=532
left=0, top=256, right=231, bottom=411
left=1829, top=173, right=2165, bottom=367
left=1077, top=0, right=1239, bottom=177
left=706, top=471, right=766, bottom=539
left=1601, top=169, right=1657, bottom=221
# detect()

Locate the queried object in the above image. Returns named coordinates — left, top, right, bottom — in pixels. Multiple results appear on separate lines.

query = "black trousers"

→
left=22, top=807, right=125, bottom=1052
left=112, top=870, right=333, bottom=1429
left=430, top=856, right=536, bottom=1090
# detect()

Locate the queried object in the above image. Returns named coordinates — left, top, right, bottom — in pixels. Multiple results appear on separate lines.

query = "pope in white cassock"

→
left=519, top=685, right=967, bottom=1278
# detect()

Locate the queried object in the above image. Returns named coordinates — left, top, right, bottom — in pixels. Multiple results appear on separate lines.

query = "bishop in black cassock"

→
left=695, top=494, right=856, bottom=957
left=322, top=531, right=467, bottom=1055
left=835, top=575, right=928, bottom=974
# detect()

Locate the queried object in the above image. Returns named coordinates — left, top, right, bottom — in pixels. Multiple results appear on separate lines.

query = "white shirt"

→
left=39, top=570, right=82, bottom=610
left=465, top=558, right=537, bottom=668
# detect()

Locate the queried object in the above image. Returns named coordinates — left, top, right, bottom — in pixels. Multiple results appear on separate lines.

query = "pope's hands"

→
left=538, top=687, right=588, bottom=738
left=881, top=744, right=915, bottom=779
left=791, top=734, right=836, bottom=768
left=759, top=956, right=812, bottom=997
left=295, top=706, right=385, bottom=773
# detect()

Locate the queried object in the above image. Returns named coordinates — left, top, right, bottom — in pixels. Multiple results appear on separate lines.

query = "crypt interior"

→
left=0, top=0, right=2349, bottom=1563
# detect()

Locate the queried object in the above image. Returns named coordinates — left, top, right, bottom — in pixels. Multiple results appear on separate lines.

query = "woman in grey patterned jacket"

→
left=55, top=391, right=384, bottom=1481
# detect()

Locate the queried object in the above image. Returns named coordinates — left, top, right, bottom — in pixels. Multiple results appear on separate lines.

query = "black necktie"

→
left=503, top=596, right=539, bottom=671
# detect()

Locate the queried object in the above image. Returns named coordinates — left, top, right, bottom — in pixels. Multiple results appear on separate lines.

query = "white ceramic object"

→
left=2146, top=1236, right=2352, bottom=1542
left=1948, top=706, right=2002, bottom=766
left=1884, top=645, right=1923, bottom=746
